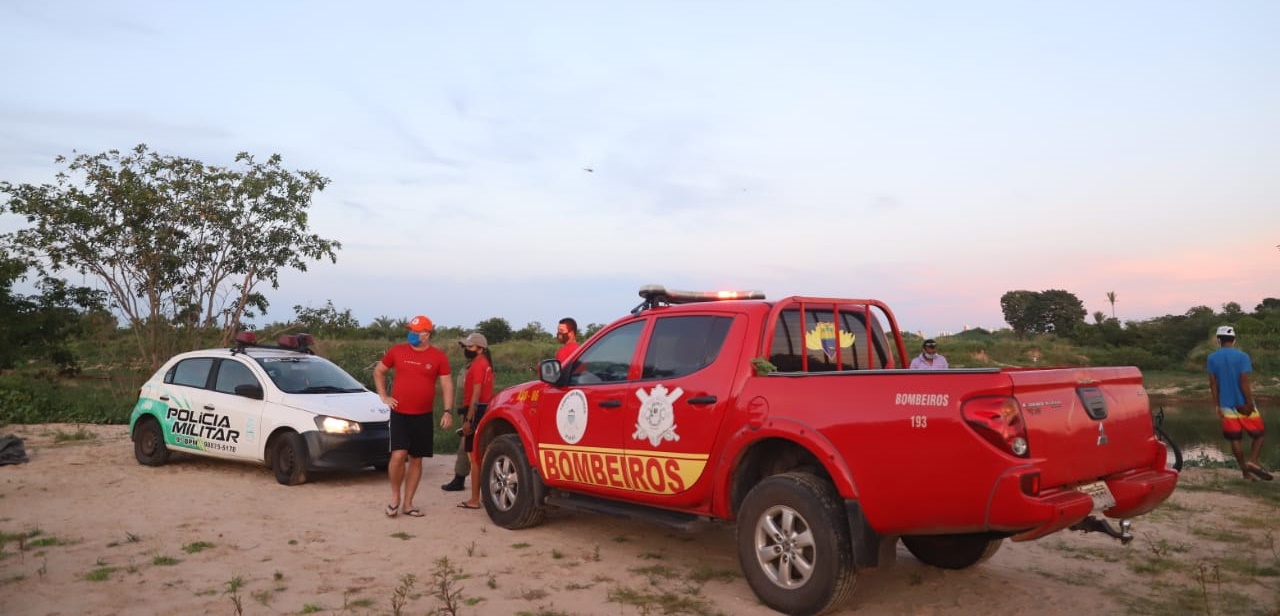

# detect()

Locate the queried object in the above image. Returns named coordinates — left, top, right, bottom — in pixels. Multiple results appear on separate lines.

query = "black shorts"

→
left=389, top=412, right=434, bottom=458
left=463, top=403, right=488, bottom=453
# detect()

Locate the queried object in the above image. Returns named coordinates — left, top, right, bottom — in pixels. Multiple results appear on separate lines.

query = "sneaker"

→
left=441, top=476, right=466, bottom=491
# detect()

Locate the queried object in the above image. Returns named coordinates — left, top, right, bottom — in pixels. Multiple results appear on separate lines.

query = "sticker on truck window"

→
left=556, top=389, right=589, bottom=444
left=633, top=384, right=683, bottom=446
left=805, top=322, right=854, bottom=360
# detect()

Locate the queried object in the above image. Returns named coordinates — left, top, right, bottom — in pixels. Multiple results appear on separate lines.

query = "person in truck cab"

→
left=375, top=315, right=455, bottom=517
left=909, top=338, right=949, bottom=370
left=1207, top=325, right=1272, bottom=482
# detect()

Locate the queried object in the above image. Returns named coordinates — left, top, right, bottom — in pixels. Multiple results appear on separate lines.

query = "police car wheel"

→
left=133, top=416, right=170, bottom=466
left=271, top=432, right=309, bottom=486
left=482, top=434, right=545, bottom=529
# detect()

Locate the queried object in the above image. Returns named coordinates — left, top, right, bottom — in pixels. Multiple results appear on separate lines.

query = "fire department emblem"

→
left=633, top=384, right=683, bottom=447
left=556, top=389, right=588, bottom=445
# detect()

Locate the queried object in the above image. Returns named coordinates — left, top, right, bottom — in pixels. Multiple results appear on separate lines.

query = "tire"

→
left=1155, top=426, right=1183, bottom=472
left=902, top=533, right=1003, bottom=569
left=481, top=434, right=545, bottom=529
left=736, top=472, right=857, bottom=616
left=133, top=416, right=170, bottom=467
left=271, top=432, right=309, bottom=486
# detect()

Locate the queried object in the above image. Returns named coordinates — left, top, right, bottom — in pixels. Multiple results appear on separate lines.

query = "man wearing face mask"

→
left=374, top=315, right=454, bottom=518
left=556, top=317, right=580, bottom=364
left=909, top=338, right=949, bottom=370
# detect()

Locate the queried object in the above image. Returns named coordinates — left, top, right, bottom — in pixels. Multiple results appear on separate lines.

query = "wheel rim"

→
left=753, top=504, right=817, bottom=589
left=141, top=427, right=159, bottom=456
left=278, top=444, right=296, bottom=476
left=489, top=454, right=519, bottom=511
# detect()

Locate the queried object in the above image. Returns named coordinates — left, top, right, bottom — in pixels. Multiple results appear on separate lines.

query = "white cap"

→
left=1216, top=325, right=1236, bottom=337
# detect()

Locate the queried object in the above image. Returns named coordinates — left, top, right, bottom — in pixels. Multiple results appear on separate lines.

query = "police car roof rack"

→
left=231, top=331, right=316, bottom=355
left=631, top=284, right=766, bottom=315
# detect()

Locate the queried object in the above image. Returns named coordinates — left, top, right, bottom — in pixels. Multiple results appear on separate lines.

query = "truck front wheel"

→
left=481, top=434, right=545, bottom=529
left=736, top=472, right=857, bottom=616
left=901, top=533, right=1003, bottom=569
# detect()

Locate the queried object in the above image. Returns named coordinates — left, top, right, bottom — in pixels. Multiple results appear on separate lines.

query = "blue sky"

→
left=2, top=1, right=1277, bottom=337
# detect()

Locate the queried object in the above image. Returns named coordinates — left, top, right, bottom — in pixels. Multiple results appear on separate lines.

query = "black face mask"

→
left=463, top=349, right=479, bottom=359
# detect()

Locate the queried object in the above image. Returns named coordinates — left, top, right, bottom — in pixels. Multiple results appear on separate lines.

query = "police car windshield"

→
left=257, top=356, right=368, bottom=394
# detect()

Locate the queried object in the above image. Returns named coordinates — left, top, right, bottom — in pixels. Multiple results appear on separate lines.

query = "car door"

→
left=535, top=320, right=646, bottom=497
left=202, top=357, right=270, bottom=459
left=625, top=313, right=740, bottom=505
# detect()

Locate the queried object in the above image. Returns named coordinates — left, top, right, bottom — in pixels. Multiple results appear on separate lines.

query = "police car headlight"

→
left=317, top=416, right=361, bottom=434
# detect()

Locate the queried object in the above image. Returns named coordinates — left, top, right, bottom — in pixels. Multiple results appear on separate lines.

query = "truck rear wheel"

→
left=902, top=533, right=1003, bottom=569
left=736, top=472, right=856, bottom=616
left=482, top=434, right=545, bottom=529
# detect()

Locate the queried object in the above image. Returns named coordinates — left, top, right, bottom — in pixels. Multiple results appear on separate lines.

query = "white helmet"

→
left=1216, top=325, right=1236, bottom=337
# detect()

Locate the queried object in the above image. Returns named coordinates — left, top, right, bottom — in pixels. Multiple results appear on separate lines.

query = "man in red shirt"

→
left=374, top=315, right=454, bottom=518
left=556, top=317, right=580, bottom=364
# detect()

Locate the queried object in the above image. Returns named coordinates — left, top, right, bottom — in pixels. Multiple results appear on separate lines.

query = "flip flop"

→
left=457, top=502, right=482, bottom=509
left=1247, top=463, right=1274, bottom=481
left=385, top=504, right=399, bottom=517
left=403, top=508, right=425, bottom=517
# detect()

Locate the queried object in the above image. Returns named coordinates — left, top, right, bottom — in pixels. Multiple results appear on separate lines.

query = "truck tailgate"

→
left=1007, top=366, right=1158, bottom=488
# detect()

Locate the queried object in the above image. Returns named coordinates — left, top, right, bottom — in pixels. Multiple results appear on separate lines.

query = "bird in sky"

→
left=582, top=167, right=594, bottom=173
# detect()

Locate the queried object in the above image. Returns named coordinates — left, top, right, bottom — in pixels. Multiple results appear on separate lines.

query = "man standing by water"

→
left=1207, top=325, right=1271, bottom=482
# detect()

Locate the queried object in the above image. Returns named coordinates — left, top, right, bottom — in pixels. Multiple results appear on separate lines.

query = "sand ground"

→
left=1, top=424, right=1277, bottom=615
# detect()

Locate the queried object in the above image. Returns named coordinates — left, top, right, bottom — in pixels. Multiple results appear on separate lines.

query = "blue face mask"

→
left=407, top=332, right=423, bottom=346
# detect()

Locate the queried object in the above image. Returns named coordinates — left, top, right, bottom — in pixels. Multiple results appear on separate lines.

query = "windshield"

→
left=256, top=356, right=368, bottom=394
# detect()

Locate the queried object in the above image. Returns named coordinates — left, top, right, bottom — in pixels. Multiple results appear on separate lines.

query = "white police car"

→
left=128, top=332, right=391, bottom=485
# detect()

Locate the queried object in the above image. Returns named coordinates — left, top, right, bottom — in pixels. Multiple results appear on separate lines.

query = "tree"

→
left=475, top=317, right=513, bottom=344
left=513, top=321, right=551, bottom=341
left=1106, top=291, right=1117, bottom=320
left=0, top=254, right=104, bottom=373
left=1038, top=289, right=1087, bottom=335
left=999, top=289, right=1086, bottom=336
left=999, top=290, right=1041, bottom=337
left=0, top=144, right=340, bottom=368
left=292, top=300, right=360, bottom=337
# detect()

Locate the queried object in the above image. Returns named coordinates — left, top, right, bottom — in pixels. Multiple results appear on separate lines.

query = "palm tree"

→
left=1106, top=291, right=1117, bottom=320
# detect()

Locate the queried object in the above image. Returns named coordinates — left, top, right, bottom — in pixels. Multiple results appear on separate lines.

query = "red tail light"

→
left=962, top=396, right=1030, bottom=457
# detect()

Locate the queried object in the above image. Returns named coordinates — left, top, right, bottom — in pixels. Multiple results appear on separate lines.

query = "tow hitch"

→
left=1069, top=516, right=1133, bottom=544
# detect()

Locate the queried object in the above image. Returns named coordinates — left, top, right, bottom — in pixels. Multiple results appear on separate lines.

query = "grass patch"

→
left=152, top=555, right=180, bottom=566
left=182, top=541, right=215, bottom=554
left=512, top=542, right=531, bottom=549
left=84, top=566, right=116, bottom=581
left=1127, top=556, right=1184, bottom=575
left=390, top=532, right=413, bottom=541
left=688, top=565, right=739, bottom=583
left=51, top=426, right=97, bottom=443
left=607, top=585, right=723, bottom=616
left=1190, top=526, right=1250, bottom=543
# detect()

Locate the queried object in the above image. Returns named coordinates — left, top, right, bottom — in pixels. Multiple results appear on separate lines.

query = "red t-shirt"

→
left=463, top=356, right=494, bottom=407
left=380, top=344, right=451, bottom=415
left=556, top=340, right=579, bottom=364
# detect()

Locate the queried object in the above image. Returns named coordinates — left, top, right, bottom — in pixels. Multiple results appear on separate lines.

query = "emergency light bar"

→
left=633, top=284, right=766, bottom=314
left=231, top=331, right=316, bottom=355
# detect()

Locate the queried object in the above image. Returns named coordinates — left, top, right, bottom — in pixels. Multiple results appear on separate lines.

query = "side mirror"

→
left=234, top=384, right=265, bottom=400
left=538, top=359, right=561, bottom=385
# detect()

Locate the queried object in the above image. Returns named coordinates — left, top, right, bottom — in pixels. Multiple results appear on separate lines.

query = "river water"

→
left=1153, top=402, right=1279, bottom=469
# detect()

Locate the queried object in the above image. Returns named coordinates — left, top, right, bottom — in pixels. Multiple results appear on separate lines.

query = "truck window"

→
left=567, top=321, right=644, bottom=385
left=769, top=308, right=890, bottom=372
left=642, top=315, right=733, bottom=379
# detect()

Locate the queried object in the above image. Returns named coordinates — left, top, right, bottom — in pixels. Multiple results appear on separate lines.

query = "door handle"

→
left=687, top=396, right=718, bottom=405
left=203, top=404, right=216, bottom=411
left=598, top=400, right=622, bottom=408
left=159, top=396, right=170, bottom=401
